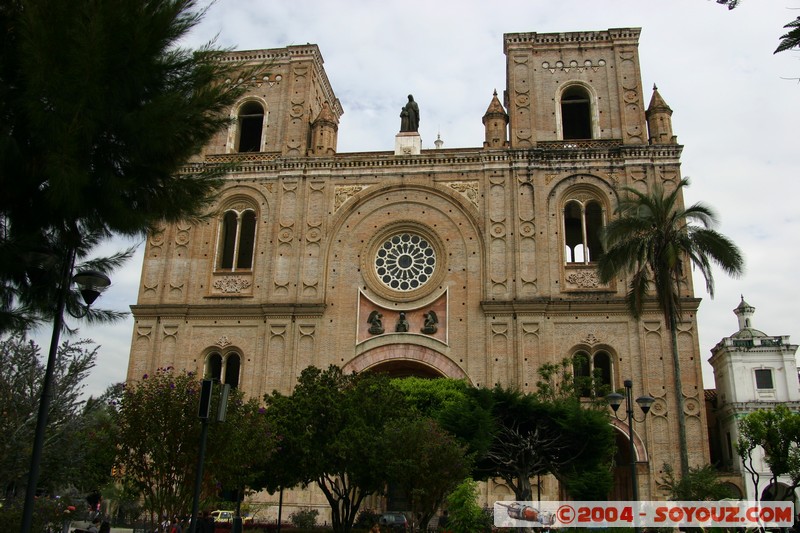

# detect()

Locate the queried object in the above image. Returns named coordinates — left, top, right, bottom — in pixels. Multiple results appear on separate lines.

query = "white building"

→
left=708, top=297, right=800, bottom=500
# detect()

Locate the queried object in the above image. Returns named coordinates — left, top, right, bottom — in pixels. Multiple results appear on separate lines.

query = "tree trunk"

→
left=669, top=324, right=690, bottom=478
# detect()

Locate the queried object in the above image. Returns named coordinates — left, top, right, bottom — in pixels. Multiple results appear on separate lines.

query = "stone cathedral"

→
left=127, top=28, right=709, bottom=508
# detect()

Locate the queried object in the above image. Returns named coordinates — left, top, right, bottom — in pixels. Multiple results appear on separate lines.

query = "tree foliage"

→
left=384, top=417, right=471, bottom=530
left=450, top=386, right=615, bottom=501
left=0, top=334, right=100, bottom=497
left=0, top=0, right=254, bottom=332
left=598, top=178, right=744, bottom=476
left=114, top=369, right=276, bottom=523
left=391, top=376, right=471, bottom=419
left=662, top=463, right=737, bottom=501
left=264, top=366, right=411, bottom=533
left=775, top=17, right=800, bottom=54
left=445, top=478, right=491, bottom=533
left=736, top=405, right=800, bottom=501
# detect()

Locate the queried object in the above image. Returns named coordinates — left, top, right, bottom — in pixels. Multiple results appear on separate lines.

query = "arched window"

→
left=573, top=351, right=592, bottom=397
left=593, top=352, right=612, bottom=388
left=204, top=351, right=241, bottom=389
left=560, top=85, right=592, bottom=140
left=237, top=102, right=265, bottom=152
left=218, top=209, right=256, bottom=270
left=564, top=198, right=604, bottom=264
left=225, top=353, right=241, bottom=389
left=206, top=352, right=223, bottom=381
left=573, top=349, right=614, bottom=397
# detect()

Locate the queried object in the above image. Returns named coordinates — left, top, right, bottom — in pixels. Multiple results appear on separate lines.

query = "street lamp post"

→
left=606, top=380, right=654, bottom=506
left=20, top=255, right=111, bottom=533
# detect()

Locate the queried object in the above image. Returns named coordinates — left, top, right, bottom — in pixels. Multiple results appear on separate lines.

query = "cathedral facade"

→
left=127, top=28, right=709, bottom=504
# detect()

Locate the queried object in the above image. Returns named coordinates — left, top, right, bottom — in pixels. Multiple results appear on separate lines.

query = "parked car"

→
left=210, top=510, right=253, bottom=523
left=211, top=510, right=234, bottom=522
left=379, top=512, right=408, bottom=531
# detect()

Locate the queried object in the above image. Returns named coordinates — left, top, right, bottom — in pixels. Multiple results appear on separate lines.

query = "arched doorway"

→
left=609, top=421, right=648, bottom=501
left=368, top=359, right=444, bottom=378
left=343, top=344, right=469, bottom=381
left=611, top=430, right=633, bottom=501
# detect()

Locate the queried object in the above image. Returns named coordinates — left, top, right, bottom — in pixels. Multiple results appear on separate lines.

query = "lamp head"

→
left=606, top=392, right=624, bottom=412
left=636, top=395, right=655, bottom=415
left=72, top=269, right=111, bottom=306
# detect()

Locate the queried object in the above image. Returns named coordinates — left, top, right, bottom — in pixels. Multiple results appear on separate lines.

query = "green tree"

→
left=736, top=405, right=800, bottom=501
left=598, top=178, right=744, bottom=476
left=384, top=417, right=471, bottom=530
left=391, top=376, right=471, bottom=419
left=662, top=463, right=737, bottom=501
left=0, top=334, right=100, bottom=497
left=264, top=366, right=410, bottom=533
left=114, top=369, right=275, bottom=524
left=458, top=386, right=615, bottom=501
left=207, top=392, right=277, bottom=514
left=445, top=478, right=490, bottom=533
left=76, top=383, right=125, bottom=497
left=0, top=0, right=254, bottom=332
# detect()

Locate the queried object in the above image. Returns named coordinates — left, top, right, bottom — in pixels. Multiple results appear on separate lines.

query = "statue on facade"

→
left=395, top=312, right=410, bottom=332
left=367, top=311, right=384, bottom=335
left=400, top=94, right=420, bottom=132
left=421, top=310, right=438, bottom=334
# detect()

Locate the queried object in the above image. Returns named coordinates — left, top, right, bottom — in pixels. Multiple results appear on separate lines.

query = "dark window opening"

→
left=237, top=211, right=256, bottom=269
left=573, top=351, right=591, bottom=397
left=574, top=350, right=614, bottom=398
left=585, top=201, right=603, bottom=262
left=218, top=209, right=256, bottom=270
left=561, top=86, right=592, bottom=140
left=225, top=353, right=241, bottom=389
left=593, top=351, right=612, bottom=388
left=564, top=201, right=584, bottom=263
left=755, top=369, right=774, bottom=390
left=220, top=211, right=238, bottom=269
left=238, top=102, right=264, bottom=152
left=564, top=199, right=604, bottom=264
left=207, top=353, right=222, bottom=381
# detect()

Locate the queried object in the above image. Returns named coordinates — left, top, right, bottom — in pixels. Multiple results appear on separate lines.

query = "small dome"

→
left=731, top=327, right=768, bottom=339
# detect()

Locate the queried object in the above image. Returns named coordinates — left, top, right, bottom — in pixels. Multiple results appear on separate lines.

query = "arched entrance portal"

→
left=609, top=420, right=648, bottom=501
left=611, top=431, right=633, bottom=501
left=370, top=359, right=443, bottom=378
left=343, top=344, right=470, bottom=381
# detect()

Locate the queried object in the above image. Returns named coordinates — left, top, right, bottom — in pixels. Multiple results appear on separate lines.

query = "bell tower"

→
left=503, top=28, right=647, bottom=147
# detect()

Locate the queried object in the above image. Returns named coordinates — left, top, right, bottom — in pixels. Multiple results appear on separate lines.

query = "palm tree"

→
left=597, top=178, right=744, bottom=477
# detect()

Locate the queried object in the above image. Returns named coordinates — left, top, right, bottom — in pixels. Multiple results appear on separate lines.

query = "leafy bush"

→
left=355, top=509, right=381, bottom=529
left=289, top=508, right=319, bottom=529
left=445, top=479, right=491, bottom=533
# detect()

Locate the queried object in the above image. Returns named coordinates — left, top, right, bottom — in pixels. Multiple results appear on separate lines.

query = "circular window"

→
left=374, top=232, right=436, bottom=292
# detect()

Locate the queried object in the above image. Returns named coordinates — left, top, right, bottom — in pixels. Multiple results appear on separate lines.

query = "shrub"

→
left=355, top=509, right=381, bottom=529
left=289, top=508, right=319, bottom=529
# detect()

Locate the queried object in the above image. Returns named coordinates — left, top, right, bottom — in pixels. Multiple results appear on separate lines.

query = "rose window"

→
left=374, top=232, right=436, bottom=291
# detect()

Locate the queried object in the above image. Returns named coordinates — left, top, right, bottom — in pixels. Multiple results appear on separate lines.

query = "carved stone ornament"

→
left=448, top=181, right=479, bottom=209
left=583, top=333, right=599, bottom=346
left=213, top=276, right=252, bottom=294
left=217, top=335, right=232, bottom=348
left=334, top=185, right=365, bottom=211
left=566, top=270, right=600, bottom=288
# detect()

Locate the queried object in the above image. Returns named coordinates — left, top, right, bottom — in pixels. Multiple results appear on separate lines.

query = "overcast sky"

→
left=36, top=0, right=800, bottom=399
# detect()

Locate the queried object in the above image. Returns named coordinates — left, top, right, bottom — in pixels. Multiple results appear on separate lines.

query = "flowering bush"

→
left=0, top=496, right=82, bottom=532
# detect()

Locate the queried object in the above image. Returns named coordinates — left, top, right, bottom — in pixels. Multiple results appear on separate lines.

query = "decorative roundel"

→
left=374, top=232, right=436, bottom=292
